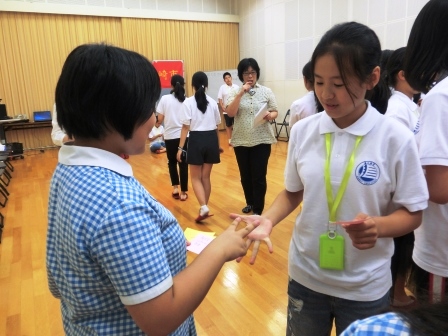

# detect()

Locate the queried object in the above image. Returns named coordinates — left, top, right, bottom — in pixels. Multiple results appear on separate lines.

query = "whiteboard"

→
left=204, top=69, right=242, bottom=102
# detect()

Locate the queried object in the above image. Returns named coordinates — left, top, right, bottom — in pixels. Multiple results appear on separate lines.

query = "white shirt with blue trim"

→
left=285, top=102, right=428, bottom=301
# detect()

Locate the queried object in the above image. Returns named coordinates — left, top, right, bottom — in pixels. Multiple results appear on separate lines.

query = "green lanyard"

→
left=325, top=133, right=362, bottom=222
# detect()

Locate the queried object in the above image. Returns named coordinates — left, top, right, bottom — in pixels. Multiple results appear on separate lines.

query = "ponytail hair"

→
left=191, top=71, right=209, bottom=113
left=170, top=74, right=185, bottom=103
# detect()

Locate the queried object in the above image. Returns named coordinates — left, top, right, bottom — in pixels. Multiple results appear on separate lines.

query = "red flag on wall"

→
left=152, top=60, right=184, bottom=89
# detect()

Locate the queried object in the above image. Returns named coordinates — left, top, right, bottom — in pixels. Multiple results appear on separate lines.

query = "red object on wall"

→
left=152, top=60, right=184, bottom=89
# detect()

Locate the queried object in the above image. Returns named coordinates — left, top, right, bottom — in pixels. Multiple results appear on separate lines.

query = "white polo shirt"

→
left=414, top=76, right=448, bottom=277
left=285, top=102, right=428, bottom=301
left=385, top=90, right=420, bottom=134
left=156, top=94, right=184, bottom=140
left=181, top=95, right=221, bottom=131
left=289, top=91, right=318, bottom=128
left=217, top=83, right=239, bottom=113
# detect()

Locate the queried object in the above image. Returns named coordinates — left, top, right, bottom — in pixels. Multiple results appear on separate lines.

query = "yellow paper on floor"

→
left=184, top=227, right=215, bottom=242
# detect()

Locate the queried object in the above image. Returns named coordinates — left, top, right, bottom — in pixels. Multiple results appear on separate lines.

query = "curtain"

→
left=0, top=12, right=239, bottom=118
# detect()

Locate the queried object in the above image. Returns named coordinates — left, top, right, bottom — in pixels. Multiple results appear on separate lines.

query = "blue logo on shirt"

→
left=355, top=161, right=380, bottom=185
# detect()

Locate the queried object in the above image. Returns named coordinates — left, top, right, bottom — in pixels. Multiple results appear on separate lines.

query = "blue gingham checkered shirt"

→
left=46, top=145, right=196, bottom=335
left=341, top=312, right=411, bottom=335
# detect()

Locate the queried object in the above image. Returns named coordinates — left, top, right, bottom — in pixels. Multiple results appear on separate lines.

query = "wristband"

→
left=178, top=147, right=184, bottom=151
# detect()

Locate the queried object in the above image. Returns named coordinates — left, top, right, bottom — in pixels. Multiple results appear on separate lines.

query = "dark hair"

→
left=55, top=43, right=160, bottom=140
left=311, top=21, right=389, bottom=114
left=302, top=61, right=313, bottom=84
left=237, top=58, right=261, bottom=82
left=223, top=72, right=231, bottom=79
left=404, top=0, right=448, bottom=93
left=386, top=47, right=406, bottom=88
left=380, top=49, right=394, bottom=82
left=170, top=74, right=185, bottom=103
left=399, top=300, right=448, bottom=335
left=191, top=71, right=209, bottom=113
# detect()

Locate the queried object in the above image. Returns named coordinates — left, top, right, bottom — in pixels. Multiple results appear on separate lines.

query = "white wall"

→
left=0, top=0, right=239, bottom=22
left=238, top=0, right=429, bottom=120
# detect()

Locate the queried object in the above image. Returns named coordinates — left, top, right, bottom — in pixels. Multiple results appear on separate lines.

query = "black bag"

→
left=5, top=142, right=23, bottom=155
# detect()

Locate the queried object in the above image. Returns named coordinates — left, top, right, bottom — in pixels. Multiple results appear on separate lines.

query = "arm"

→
left=342, top=208, right=422, bottom=250
left=126, top=218, right=257, bottom=335
left=176, top=124, right=189, bottom=162
left=230, top=189, right=303, bottom=263
left=51, top=107, right=72, bottom=146
left=424, top=165, right=448, bottom=204
left=226, top=83, right=252, bottom=117
left=218, top=98, right=225, bottom=112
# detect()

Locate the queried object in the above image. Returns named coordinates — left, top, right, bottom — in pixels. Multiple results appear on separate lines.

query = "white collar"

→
left=319, top=101, right=381, bottom=136
left=59, top=145, right=133, bottom=177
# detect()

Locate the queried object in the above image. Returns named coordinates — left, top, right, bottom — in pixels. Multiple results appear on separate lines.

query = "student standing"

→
left=232, top=22, right=428, bottom=335
left=289, top=62, right=318, bottom=128
left=404, top=0, right=448, bottom=303
left=177, top=71, right=222, bottom=222
left=217, top=72, right=239, bottom=145
left=226, top=58, right=278, bottom=215
left=384, top=47, right=421, bottom=310
left=157, top=75, right=189, bottom=201
left=47, top=44, right=256, bottom=335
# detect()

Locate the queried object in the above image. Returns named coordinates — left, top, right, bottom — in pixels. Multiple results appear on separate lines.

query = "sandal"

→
left=180, top=193, right=188, bottom=201
left=172, top=191, right=180, bottom=199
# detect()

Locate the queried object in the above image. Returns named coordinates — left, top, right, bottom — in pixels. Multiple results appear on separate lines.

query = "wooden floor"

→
left=0, top=131, right=324, bottom=335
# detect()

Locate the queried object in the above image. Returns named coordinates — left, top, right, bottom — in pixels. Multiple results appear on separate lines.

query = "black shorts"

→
left=224, top=114, right=234, bottom=127
left=187, top=130, right=220, bottom=165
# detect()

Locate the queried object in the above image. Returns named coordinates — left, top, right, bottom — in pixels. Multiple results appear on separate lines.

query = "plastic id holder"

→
left=319, top=233, right=345, bottom=270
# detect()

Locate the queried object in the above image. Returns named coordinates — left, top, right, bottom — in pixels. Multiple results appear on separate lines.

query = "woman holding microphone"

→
left=226, top=58, right=279, bottom=215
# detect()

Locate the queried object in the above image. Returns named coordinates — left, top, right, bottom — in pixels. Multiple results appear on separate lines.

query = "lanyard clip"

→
left=328, top=221, right=337, bottom=239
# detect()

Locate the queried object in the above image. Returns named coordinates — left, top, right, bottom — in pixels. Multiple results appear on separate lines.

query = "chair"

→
left=275, top=109, right=290, bottom=141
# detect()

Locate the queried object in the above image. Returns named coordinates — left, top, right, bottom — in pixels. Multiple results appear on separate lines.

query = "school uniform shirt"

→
left=289, top=91, right=318, bottom=128
left=217, top=83, right=239, bottom=114
left=46, top=145, right=196, bottom=335
left=180, top=95, right=221, bottom=131
left=149, top=125, right=164, bottom=146
left=414, top=76, right=448, bottom=278
left=227, top=83, right=278, bottom=147
left=285, top=101, right=428, bottom=301
left=385, top=90, right=420, bottom=134
left=156, top=94, right=185, bottom=140
left=340, top=312, right=411, bottom=335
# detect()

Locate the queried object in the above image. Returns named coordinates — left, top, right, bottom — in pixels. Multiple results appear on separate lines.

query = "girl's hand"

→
left=211, top=217, right=260, bottom=262
left=229, top=213, right=274, bottom=264
left=341, top=213, right=379, bottom=250
left=176, top=150, right=183, bottom=162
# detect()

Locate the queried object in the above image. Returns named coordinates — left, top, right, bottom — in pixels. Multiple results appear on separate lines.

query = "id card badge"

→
left=319, top=225, right=345, bottom=270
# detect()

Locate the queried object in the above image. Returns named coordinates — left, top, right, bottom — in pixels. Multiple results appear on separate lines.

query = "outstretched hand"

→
left=341, top=213, right=378, bottom=250
left=229, top=213, right=274, bottom=264
left=211, top=217, right=260, bottom=262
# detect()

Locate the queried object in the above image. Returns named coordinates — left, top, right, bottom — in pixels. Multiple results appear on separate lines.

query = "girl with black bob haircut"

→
left=403, top=0, right=448, bottom=305
left=177, top=71, right=223, bottom=222
left=48, top=44, right=255, bottom=335
left=56, top=44, right=160, bottom=142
